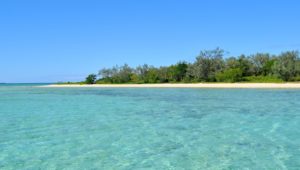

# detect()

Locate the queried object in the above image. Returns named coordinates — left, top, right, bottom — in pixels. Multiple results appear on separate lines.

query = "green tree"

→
left=130, top=74, right=140, bottom=83
left=250, top=53, right=271, bottom=75
left=173, top=62, right=188, bottom=81
left=85, top=74, right=97, bottom=84
left=118, top=64, right=133, bottom=83
left=157, top=66, right=169, bottom=83
left=136, top=64, right=150, bottom=82
left=187, top=48, right=225, bottom=82
left=272, top=51, right=300, bottom=81
left=145, top=68, right=159, bottom=83
left=226, top=57, right=240, bottom=69
left=98, top=68, right=113, bottom=83
left=237, top=55, right=254, bottom=76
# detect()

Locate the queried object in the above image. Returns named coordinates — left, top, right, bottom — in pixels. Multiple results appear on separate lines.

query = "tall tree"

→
left=187, top=48, right=224, bottom=81
left=250, top=53, right=272, bottom=76
left=272, top=51, right=300, bottom=81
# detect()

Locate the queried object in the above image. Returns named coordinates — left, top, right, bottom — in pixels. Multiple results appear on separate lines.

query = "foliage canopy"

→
left=85, top=48, right=300, bottom=84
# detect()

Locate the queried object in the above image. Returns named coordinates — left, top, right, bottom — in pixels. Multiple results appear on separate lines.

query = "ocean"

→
left=0, top=84, right=300, bottom=169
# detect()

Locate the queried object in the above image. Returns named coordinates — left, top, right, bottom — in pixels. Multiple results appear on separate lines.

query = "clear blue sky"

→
left=1, top=0, right=300, bottom=83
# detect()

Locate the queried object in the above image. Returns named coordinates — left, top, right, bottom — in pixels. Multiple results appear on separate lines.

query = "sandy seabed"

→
left=42, top=83, right=300, bottom=88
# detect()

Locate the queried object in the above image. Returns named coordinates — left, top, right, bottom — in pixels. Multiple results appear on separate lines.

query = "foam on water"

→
left=0, top=85, right=300, bottom=169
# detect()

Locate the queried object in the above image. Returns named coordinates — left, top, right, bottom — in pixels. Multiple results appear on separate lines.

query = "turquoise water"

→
left=1, top=85, right=300, bottom=169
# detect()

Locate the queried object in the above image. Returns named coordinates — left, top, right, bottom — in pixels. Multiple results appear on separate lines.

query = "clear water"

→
left=1, top=85, right=300, bottom=169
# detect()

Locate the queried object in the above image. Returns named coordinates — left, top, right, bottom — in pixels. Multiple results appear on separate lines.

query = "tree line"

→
left=84, top=48, right=300, bottom=84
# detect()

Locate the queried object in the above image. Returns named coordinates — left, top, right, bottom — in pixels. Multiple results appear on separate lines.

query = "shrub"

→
left=291, top=75, right=300, bottom=82
left=216, top=68, right=243, bottom=82
left=243, top=75, right=283, bottom=83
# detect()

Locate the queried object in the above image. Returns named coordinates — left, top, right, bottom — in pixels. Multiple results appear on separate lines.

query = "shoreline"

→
left=41, top=83, right=300, bottom=88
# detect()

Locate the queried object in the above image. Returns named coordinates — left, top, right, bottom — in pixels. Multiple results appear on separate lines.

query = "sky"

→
left=0, top=0, right=300, bottom=83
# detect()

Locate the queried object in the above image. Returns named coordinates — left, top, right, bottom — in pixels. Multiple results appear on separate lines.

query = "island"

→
left=48, top=48, right=300, bottom=88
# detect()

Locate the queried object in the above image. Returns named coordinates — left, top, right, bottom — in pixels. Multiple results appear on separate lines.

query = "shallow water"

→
left=0, top=85, right=300, bottom=169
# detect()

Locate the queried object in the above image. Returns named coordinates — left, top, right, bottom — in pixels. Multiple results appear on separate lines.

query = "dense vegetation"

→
left=83, top=48, right=300, bottom=84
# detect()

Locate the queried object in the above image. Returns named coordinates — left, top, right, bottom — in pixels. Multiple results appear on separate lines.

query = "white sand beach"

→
left=43, top=83, right=300, bottom=88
